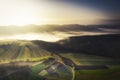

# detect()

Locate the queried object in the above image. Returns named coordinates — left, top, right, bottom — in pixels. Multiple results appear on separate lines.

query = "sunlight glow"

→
left=4, top=15, right=38, bottom=26
left=0, top=0, right=107, bottom=26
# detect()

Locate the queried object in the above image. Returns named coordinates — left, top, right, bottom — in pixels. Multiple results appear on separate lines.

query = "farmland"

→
left=0, top=40, right=51, bottom=63
left=0, top=36, right=120, bottom=80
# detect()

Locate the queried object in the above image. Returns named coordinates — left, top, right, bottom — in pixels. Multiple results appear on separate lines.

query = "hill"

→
left=58, top=34, right=120, bottom=58
left=0, top=34, right=120, bottom=80
left=0, top=40, right=51, bottom=63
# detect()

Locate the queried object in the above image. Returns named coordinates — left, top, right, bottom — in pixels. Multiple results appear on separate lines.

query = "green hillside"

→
left=0, top=38, right=120, bottom=80
left=0, top=40, right=51, bottom=63
left=60, top=53, right=120, bottom=66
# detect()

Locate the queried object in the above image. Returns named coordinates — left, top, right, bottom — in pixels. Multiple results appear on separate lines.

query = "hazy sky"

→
left=0, top=0, right=119, bottom=41
left=0, top=25, right=119, bottom=42
left=0, top=0, right=119, bottom=25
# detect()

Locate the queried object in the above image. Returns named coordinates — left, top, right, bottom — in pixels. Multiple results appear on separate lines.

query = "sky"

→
left=0, top=0, right=119, bottom=25
left=0, top=0, right=119, bottom=41
left=65, top=0, right=120, bottom=24
left=0, top=25, right=119, bottom=42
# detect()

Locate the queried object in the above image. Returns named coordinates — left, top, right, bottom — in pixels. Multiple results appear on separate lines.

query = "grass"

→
left=31, top=63, right=46, bottom=74
left=75, top=66, right=120, bottom=80
left=0, top=40, right=52, bottom=63
left=60, top=53, right=120, bottom=65
left=0, top=61, right=46, bottom=80
left=60, top=53, right=120, bottom=80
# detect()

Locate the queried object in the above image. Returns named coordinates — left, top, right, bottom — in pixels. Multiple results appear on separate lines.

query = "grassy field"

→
left=60, top=53, right=120, bottom=80
left=0, top=40, right=120, bottom=80
left=0, top=57, right=73, bottom=80
left=0, top=41, right=52, bottom=63
left=0, top=67, right=45, bottom=80
left=60, top=53, right=120, bottom=66
left=30, top=58, right=73, bottom=80
left=75, top=66, right=120, bottom=80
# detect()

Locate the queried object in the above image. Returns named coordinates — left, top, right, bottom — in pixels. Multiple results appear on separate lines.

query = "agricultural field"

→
left=60, top=53, right=120, bottom=66
left=75, top=66, right=120, bottom=80
left=0, top=40, right=51, bottom=63
left=0, top=57, right=73, bottom=80
left=31, top=58, right=73, bottom=80
left=60, top=53, right=120, bottom=80
left=0, top=40, right=120, bottom=80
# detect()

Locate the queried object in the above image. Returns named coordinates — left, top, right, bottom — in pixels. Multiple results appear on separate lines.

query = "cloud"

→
left=99, top=19, right=120, bottom=25
left=0, top=24, right=119, bottom=41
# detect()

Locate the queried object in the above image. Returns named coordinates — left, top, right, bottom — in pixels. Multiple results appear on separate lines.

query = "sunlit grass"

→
left=60, top=53, right=120, bottom=65
left=0, top=40, right=52, bottom=64
left=0, top=56, right=52, bottom=64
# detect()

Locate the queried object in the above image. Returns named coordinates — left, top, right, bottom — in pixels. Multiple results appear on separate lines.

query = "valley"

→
left=0, top=34, right=120, bottom=80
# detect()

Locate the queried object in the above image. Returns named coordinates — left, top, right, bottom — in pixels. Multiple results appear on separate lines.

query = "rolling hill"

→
left=0, top=34, right=120, bottom=80
left=0, top=40, right=51, bottom=63
left=31, top=34, right=120, bottom=58
left=58, top=34, right=120, bottom=58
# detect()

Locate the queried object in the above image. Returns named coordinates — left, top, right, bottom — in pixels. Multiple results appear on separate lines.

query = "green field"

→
left=60, top=53, right=120, bottom=66
left=60, top=53, right=120, bottom=80
left=0, top=57, right=73, bottom=80
left=0, top=41, right=120, bottom=80
left=75, top=66, right=120, bottom=80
